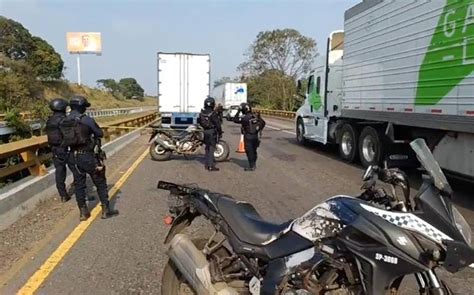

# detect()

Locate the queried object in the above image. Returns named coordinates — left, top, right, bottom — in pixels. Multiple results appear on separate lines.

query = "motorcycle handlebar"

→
left=157, top=181, right=197, bottom=195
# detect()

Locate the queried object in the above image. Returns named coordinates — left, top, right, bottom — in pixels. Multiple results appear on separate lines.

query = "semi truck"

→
left=296, top=0, right=474, bottom=178
left=157, top=52, right=211, bottom=128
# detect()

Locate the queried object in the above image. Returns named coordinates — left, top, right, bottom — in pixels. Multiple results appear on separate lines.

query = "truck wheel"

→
left=359, top=126, right=384, bottom=167
left=338, top=123, right=358, bottom=162
left=150, top=142, right=172, bottom=161
left=296, top=118, right=308, bottom=145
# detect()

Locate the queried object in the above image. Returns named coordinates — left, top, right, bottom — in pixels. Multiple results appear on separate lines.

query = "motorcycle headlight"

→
left=452, top=206, right=472, bottom=245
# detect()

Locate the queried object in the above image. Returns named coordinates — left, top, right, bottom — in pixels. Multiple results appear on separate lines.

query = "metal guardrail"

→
left=0, top=112, right=160, bottom=180
left=0, top=106, right=157, bottom=121
left=254, top=108, right=296, bottom=120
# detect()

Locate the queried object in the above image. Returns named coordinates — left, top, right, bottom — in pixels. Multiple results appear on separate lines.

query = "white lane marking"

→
left=266, top=125, right=296, bottom=135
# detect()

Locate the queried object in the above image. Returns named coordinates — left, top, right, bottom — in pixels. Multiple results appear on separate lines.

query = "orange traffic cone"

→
left=236, top=135, right=246, bottom=153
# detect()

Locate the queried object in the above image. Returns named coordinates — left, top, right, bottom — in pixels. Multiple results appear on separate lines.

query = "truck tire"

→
left=359, top=126, right=384, bottom=168
left=296, top=118, right=308, bottom=145
left=338, top=123, right=358, bottom=162
left=150, top=142, right=172, bottom=161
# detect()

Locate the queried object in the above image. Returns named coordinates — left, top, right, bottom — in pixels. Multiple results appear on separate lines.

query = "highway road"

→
left=1, top=118, right=473, bottom=294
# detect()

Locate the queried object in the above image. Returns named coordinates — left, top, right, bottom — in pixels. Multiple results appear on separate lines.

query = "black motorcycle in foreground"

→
left=149, top=124, right=230, bottom=162
left=158, top=138, right=473, bottom=295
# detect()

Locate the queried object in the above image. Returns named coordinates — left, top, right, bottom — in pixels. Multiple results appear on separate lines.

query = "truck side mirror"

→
left=296, top=80, right=305, bottom=98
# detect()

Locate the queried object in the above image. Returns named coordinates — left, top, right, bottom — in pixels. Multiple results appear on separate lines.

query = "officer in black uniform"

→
left=233, top=103, right=265, bottom=171
left=45, top=98, right=72, bottom=202
left=198, top=97, right=222, bottom=171
left=67, top=96, right=119, bottom=221
left=215, top=103, right=224, bottom=123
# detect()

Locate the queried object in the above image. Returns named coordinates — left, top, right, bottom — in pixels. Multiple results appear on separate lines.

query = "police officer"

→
left=233, top=103, right=265, bottom=171
left=198, top=97, right=222, bottom=171
left=67, top=96, right=119, bottom=221
left=215, top=103, right=224, bottom=123
left=45, top=98, right=72, bottom=202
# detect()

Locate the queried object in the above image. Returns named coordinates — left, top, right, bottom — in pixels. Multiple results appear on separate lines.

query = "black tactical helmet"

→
left=204, top=96, right=216, bottom=109
left=240, top=102, right=251, bottom=114
left=69, top=95, right=91, bottom=111
left=49, top=98, right=68, bottom=112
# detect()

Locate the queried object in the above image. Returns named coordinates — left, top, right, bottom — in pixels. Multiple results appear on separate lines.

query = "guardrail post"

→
left=20, top=150, right=47, bottom=176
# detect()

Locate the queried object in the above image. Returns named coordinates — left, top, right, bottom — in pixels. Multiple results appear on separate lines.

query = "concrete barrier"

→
left=0, top=126, right=145, bottom=231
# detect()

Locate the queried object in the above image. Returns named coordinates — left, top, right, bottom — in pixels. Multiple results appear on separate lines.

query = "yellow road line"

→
left=17, top=148, right=150, bottom=295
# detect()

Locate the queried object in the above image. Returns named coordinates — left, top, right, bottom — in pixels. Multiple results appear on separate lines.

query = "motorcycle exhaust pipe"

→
left=167, top=234, right=238, bottom=295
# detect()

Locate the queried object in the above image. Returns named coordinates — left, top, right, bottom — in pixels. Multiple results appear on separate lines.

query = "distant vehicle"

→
left=224, top=105, right=241, bottom=121
left=296, top=0, right=474, bottom=178
left=213, top=82, right=247, bottom=120
left=158, top=52, right=211, bottom=128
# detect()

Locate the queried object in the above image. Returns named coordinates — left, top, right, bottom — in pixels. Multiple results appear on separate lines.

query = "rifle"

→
left=94, top=138, right=107, bottom=171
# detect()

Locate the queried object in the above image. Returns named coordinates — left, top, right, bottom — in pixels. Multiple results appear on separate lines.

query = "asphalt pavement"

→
left=1, top=118, right=473, bottom=294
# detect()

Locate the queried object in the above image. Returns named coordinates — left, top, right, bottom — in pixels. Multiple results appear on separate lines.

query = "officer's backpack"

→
left=59, top=114, right=89, bottom=147
left=247, top=114, right=265, bottom=134
left=45, top=115, right=64, bottom=146
left=199, top=111, right=215, bottom=129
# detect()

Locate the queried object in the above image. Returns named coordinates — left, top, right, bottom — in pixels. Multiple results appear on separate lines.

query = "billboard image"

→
left=66, top=32, right=102, bottom=54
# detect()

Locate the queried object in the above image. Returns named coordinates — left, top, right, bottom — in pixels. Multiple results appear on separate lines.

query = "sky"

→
left=1, top=0, right=359, bottom=95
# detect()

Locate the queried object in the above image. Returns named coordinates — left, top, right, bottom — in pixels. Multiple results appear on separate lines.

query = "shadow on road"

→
left=229, top=157, right=248, bottom=169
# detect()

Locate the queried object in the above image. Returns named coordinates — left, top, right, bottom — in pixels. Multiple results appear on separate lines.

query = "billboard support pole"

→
left=76, top=54, right=81, bottom=86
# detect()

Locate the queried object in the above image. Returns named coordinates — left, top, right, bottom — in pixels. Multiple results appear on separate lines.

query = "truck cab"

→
left=296, top=31, right=344, bottom=145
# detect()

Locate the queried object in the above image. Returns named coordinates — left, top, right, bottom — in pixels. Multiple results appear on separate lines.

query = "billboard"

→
left=66, top=32, right=102, bottom=54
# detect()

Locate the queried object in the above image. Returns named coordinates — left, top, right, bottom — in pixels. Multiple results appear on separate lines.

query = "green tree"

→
left=118, top=78, right=145, bottom=99
left=245, top=70, right=299, bottom=111
left=0, top=54, right=43, bottom=112
left=239, top=28, right=317, bottom=79
left=29, top=36, right=64, bottom=80
left=97, top=78, right=120, bottom=94
left=0, top=16, right=64, bottom=80
left=0, top=16, right=34, bottom=60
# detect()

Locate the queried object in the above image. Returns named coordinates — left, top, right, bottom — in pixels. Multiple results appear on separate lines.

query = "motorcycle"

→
left=149, top=124, right=230, bottom=162
left=157, top=138, right=474, bottom=295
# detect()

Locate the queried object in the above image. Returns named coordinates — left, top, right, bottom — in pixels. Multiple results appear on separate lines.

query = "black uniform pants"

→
left=203, top=129, right=217, bottom=168
left=70, top=151, right=109, bottom=207
left=51, top=146, right=73, bottom=198
left=244, top=134, right=260, bottom=168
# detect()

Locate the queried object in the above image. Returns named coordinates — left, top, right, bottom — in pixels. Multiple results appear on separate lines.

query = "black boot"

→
left=207, top=166, right=220, bottom=172
left=61, top=194, right=71, bottom=203
left=86, top=195, right=96, bottom=202
left=244, top=163, right=256, bottom=171
left=101, top=204, right=119, bottom=219
left=79, top=205, right=91, bottom=221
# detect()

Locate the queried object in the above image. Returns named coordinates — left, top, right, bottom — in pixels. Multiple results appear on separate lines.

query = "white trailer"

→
left=212, top=82, right=247, bottom=109
left=296, top=0, right=474, bottom=178
left=212, top=82, right=247, bottom=120
left=157, top=52, right=210, bottom=128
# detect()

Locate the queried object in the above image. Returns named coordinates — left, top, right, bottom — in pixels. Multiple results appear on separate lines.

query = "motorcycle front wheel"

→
left=149, top=142, right=172, bottom=161
left=214, top=140, right=230, bottom=162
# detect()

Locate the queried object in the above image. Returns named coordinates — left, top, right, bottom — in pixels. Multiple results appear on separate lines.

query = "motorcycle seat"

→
left=217, top=197, right=292, bottom=246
